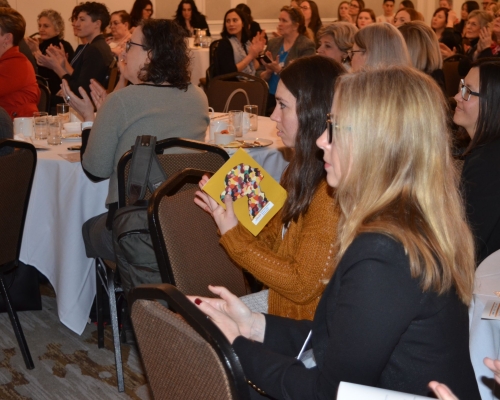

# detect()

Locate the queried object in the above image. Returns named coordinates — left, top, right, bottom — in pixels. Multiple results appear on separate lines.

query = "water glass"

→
left=47, top=116, right=62, bottom=145
left=33, top=112, right=48, bottom=139
left=57, top=103, right=70, bottom=124
left=244, top=105, right=258, bottom=131
left=229, top=110, right=243, bottom=137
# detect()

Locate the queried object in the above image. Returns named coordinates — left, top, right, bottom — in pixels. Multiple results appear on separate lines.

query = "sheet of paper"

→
left=337, top=382, right=432, bottom=400
left=481, top=300, right=500, bottom=320
left=58, top=153, right=81, bottom=163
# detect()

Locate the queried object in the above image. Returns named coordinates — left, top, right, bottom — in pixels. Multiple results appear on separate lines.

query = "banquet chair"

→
left=148, top=168, right=247, bottom=298
left=94, top=138, right=230, bottom=391
left=206, top=72, right=268, bottom=116
left=0, top=139, right=37, bottom=370
left=200, top=39, right=221, bottom=91
left=129, top=283, right=250, bottom=400
left=106, top=58, right=119, bottom=94
left=36, top=75, right=50, bottom=114
left=443, top=54, right=468, bottom=98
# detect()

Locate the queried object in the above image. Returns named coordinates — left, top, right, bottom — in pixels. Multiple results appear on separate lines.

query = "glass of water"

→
left=57, top=103, right=70, bottom=124
left=33, top=112, right=48, bottom=140
left=47, top=116, right=62, bottom=145
left=229, top=110, right=243, bottom=137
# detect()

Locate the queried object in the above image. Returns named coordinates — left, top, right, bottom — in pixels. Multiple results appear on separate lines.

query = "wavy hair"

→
left=0, top=7, right=25, bottom=45
left=331, top=66, right=475, bottom=304
left=78, top=2, right=110, bottom=33
left=467, top=10, right=493, bottom=28
left=464, top=59, right=500, bottom=153
left=354, top=23, right=411, bottom=68
left=38, top=9, right=65, bottom=39
left=318, top=22, right=358, bottom=52
left=279, top=55, right=345, bottom=224
left=399, top=21, right=442, bottom=73
left=138, top=19, right=190, bottom=90
left=395, top=7, right=425, bottom=23
left=299, top=0, right=322, bottom=37
left=281, top=5, right=307, bottom=36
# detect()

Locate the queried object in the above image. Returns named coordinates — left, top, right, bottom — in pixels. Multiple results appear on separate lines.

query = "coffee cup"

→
left=13, top=117, right=34, bottom=138
left=210, top=119, right=228, bottom=141
left=215, top=127, right=236, bottom=145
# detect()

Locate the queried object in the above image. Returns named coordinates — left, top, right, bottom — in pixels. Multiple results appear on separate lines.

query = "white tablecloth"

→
left=18, top=116, right=289, bottom=335
left=189, top=47, right=209, bottom=86
left=469, top=249, right=500, bottom=399
left=19, top=141, right=108, bottom=335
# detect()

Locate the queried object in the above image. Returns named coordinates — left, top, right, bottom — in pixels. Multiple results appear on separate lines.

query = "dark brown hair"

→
left=281, top=5, right=307, bottom=36
left=279, top=56, right=345, bottom=224
left=0, top=7, right=25, bottom=45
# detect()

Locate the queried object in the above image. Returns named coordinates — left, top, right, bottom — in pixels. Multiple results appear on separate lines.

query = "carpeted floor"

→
left=0, top=284, right=152, bottom=400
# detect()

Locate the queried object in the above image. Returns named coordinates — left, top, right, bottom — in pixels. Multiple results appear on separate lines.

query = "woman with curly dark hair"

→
left=61, top=19, right=209, bottom=299
left=129, top=0, right=153, bottom=29
left=173, top=0, right=211, bottom=37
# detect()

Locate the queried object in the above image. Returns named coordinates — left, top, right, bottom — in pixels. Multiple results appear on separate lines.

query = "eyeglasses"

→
left=349, top=3, right=360, bottom=8
left=346, top=49, right=365, bottom=60
left=326, top=113, right=337, bottom=144
left=125, top=40, right=147, bottom=52
left=459, top=79, right=480, bottom=101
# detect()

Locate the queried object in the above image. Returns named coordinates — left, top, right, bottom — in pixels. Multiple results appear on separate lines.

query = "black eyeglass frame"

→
left=326, top=113, right=334, bottom=144
left=459, top=79, right=480, bottom=101
left=125, top=40, right=147, bottom=53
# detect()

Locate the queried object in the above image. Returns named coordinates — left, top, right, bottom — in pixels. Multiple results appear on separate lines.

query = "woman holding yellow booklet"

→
left=195, top=55, right=344, bottom=321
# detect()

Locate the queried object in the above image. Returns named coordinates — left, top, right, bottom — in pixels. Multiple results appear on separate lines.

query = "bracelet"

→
left=82, top=121, right=93, bottom=130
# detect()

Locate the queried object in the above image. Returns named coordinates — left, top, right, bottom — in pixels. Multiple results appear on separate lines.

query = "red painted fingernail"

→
left=194, top=298, right=202, bottom=305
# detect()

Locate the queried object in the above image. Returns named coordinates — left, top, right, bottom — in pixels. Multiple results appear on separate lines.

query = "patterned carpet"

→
left=0, top=285, right=152, bottom=400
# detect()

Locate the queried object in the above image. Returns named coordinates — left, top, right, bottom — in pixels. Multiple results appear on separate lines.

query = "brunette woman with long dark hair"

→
left=173, top=0, right=211, bottom=37
left=195, top=55, right=344, bottom=321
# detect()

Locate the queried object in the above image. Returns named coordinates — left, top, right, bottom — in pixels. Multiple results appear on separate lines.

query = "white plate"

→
left=62, top=134, right=82, bottom=141
left=208, top=138, right=272, bottom=148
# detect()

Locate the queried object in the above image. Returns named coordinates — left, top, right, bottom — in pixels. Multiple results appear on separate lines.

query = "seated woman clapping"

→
left=192, top=66, right=480, bottom=399
left=196, top=55, right=344, bottom=321
left=212, top=8, right=265, bottom=78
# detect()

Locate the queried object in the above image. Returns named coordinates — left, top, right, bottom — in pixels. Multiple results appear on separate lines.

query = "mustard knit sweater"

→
left=219, top=180, right=340, bottom=320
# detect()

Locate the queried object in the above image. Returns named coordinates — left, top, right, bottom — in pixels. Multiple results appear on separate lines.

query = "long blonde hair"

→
left=332, top=66, right=475, bottom=304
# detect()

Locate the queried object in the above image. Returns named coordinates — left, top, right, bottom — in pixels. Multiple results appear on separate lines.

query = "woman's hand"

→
left=25, top=37, right=40, bottom=54
left=262, top=51, right=282, bottom=74
left=188, top=285, right=266, bottom=344
left=447, top=10, right=458, bottom=27
left=476, top=26, right=492, bottom=54
left=428, top=382, right=459, bottom=400
left=484, top=357, right=500, bottom=385
left=61, top=80, right=95, bottom=122
left=89, top=79, right=107, bottom=110
left=439, top=42, right=456, bottom=59
left=248, top=31, right=266, bottom=58
left=194, top=175, right=239, bottom=235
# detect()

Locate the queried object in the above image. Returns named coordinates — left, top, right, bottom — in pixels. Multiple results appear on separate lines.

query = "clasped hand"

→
left=61, top=79, right=108, bottom=122
left=194, top=174, right=239, bottom=235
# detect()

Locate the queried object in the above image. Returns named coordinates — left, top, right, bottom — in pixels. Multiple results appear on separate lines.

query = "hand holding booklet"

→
left=202, top=148, right=287, bottom=236
left=337, top=382, right=432, bottom=399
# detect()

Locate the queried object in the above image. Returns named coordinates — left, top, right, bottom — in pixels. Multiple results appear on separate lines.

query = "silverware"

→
left=211, top=113, right=228, bottom=120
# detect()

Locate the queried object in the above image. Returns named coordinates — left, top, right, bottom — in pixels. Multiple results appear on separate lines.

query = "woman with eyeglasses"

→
left=106, top=10, right=131, bottom=57
left=258, top=6, right=315, bottom=115
left=347, top=23, right=411, bottom=72
left=348, top=0, right=365, bottom=25
left=191, top=66, right=480, bottom=399
left=453, top=59, right=500, bottom=265
left=129, top=0, right=153, bottom=30
left=196, top=55, right=344, bottom=321
left=298, top=0, right=322, bottom=43
left=473, top=9, right=500, bottom=58
left=60, top=19, right=209, bottom=309
left=317, top=22, right=358, bottom=67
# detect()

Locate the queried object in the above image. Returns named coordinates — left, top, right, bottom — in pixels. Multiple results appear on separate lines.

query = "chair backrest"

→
left=36, top=75, right=50, bottom=113
left=0, top=140, right=37, bottom=269
left=148, top=168, right=248, bottom=297
left=117, top=137, right=229, bottom=207
left=206, top=73, right=268, bottom=116
left=105, top=58, right=118, bottom=93
left=129, top=284, right=250, bottom=400
left=442, top=54, right=467, bottom=98
left=205, top=39, right=221, bottom=86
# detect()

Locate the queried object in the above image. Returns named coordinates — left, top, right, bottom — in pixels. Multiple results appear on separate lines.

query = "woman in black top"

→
left=454, top=58, right=500, bottom=265
left=129, top=0, right=153, bottom=29
left=174, top=0, right=211, bottom=37
left=25, top=9, right=74, bottom=110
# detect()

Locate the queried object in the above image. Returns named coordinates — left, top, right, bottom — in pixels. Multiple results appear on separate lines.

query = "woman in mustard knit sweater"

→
left=195, top=55, right=344, bottom=320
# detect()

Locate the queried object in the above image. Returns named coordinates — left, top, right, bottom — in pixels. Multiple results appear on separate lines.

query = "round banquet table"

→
left=18, top=116, right=290, bottom=335
left=189, top=46, right=209, bottom=86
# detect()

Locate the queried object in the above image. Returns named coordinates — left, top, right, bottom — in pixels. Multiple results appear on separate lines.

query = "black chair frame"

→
left=0, top=139, right=37, bottom=370
left=129, top=283, right=250, bottom=400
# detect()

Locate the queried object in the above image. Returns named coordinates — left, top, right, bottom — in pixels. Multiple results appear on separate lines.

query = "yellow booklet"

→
left=202, top=148, right=287, bottom=236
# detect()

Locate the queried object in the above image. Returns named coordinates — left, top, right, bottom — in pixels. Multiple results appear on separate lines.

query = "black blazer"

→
left=461, top=139, right=500, bottom=265
left=62, top=35, right=113, bottom=96
left=233, top=233, right=480, bottom=399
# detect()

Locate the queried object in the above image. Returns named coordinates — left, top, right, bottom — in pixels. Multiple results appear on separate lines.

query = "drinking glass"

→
left=229, top=110, right=243, bottom=137
left=57, top=103, right=70, bottom=124
left=47, top=116, right=62, bottom=145
left=33, top=112, right=48, bottom=140
left=244, top=105, right=258, bottom=131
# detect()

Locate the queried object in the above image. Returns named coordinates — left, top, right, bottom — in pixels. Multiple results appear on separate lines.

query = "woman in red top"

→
left=0, top=8, right=39, bottom=118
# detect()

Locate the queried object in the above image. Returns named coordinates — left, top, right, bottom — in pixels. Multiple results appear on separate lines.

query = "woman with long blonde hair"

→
left=190, top=66, right=480, bottom=399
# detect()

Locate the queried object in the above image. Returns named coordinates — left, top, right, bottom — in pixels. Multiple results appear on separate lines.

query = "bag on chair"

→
left=112, top=136, right=166, bottom=294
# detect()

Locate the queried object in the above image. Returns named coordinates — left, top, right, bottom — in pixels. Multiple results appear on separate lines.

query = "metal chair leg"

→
left=0, top=276, right=34, bottom=370
left=107, top=269, right=125, bottom=392
left=95, top=258, right=105, bottom=349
